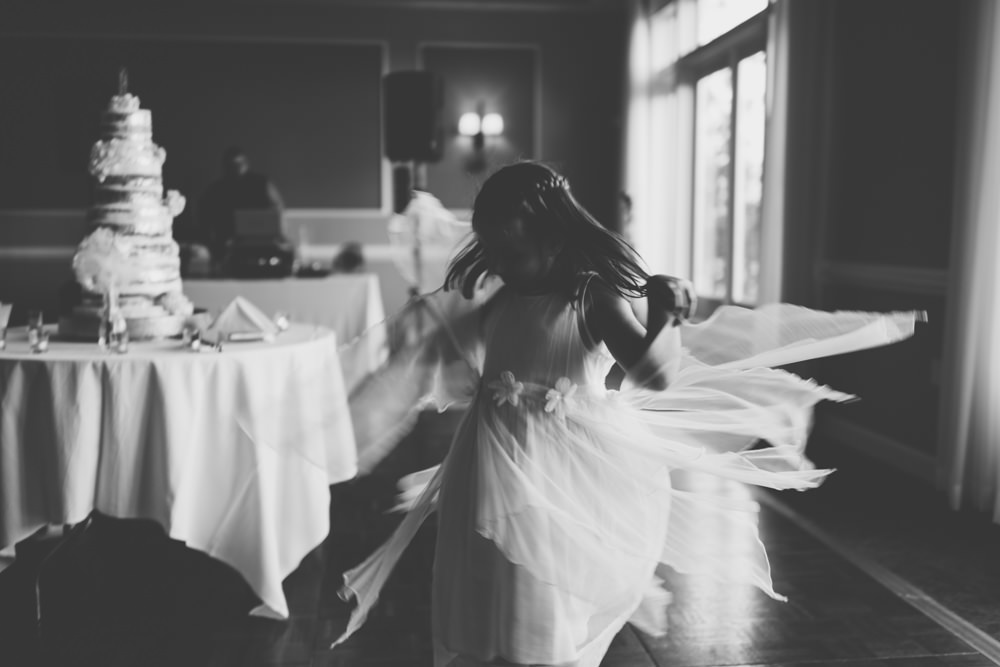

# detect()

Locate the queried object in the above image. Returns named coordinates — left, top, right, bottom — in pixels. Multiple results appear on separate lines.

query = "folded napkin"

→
left=204, top=296, right=280, bottom=343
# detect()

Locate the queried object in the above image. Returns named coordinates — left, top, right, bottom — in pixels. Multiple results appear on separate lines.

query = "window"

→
left=652, top=0, right=769, bottom=307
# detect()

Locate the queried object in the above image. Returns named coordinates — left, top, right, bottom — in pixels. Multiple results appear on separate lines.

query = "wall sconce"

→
left=458, top=108, right=504, bottom=149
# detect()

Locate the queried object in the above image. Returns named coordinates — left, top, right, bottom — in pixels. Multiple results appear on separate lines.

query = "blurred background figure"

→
left=388, top=190, right=470, bottom=295
left=331, top=242, right=366, bottom=274
left=179, top=243, right=213, bottom=278
left=618, top=190, right=634, bottom=239
left=198, top=146, right=285, bottom=263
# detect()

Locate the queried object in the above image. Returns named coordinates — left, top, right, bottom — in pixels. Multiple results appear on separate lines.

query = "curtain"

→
left=758, top=0, right=791, bottom=305
left=622, top=0, right=819, bottom=305
left=939, top=0, right=1000, bottom=519
left=623, top=0, right=666, bottom=274
left=769, top=0, right=836, bottom=307
left=622, top=0, right=694, bottom=279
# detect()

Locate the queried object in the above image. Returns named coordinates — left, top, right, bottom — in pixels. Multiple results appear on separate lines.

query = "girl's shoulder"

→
left=576, top=271, right=627, bottom=306
left=578, top=272, right=633, bottom=330
left=575, top=272, right=644, bottom=353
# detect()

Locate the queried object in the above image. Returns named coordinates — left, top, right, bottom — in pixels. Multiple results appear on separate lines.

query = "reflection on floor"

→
left=1, top=413, right=998, bottom=667
left=762, top=433, right=1000, bottom=651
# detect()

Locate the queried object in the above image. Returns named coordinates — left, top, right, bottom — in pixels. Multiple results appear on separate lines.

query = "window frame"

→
left=656, top=5, right=770, bottom=312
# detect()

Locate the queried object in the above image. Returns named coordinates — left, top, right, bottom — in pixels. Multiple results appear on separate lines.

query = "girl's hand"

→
left=646, top=275, right=696, bottom=327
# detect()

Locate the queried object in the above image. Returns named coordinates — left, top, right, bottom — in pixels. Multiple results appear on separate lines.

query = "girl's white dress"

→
left=335, top=282, right=921, bottom=667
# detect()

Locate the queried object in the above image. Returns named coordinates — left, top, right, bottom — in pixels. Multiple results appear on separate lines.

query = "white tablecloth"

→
left=184, top=274, right=388, bottom=392
left=0, top=324, right=357, bottom=619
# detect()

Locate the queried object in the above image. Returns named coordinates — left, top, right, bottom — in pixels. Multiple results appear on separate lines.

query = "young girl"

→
left=335, top=162, right=922, bottom=666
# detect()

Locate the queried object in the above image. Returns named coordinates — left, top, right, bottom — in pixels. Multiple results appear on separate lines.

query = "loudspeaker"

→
left=383, top=71, right=443, bottom=163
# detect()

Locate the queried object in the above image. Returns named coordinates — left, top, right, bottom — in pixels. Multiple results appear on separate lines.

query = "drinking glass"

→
left=0, top=303, right=10, bottom=351
left=26, top=310, right=44, bottom=350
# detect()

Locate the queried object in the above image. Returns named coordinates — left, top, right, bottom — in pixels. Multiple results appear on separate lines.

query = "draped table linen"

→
left=0, top=324, right=357, bottom=619
left=184, top=274, right=388, bottom=392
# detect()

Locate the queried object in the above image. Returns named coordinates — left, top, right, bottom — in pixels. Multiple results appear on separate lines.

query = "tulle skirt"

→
left=431, top=358, right=853, bottom=666
left=334, top=301, right=923, bottom=666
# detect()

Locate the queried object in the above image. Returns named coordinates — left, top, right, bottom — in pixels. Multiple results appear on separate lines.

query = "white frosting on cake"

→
left=62, top=89, right=192, bottom=341
left=100, top=176, right=164, bottom=196
left=88, top=207, right=174, bottom=235
left=89, top=137, right=166, bottom=180
left=94, top=189, right=165, bottom=208
left=108, top=94, right=141, bottom=113
left=117, top=275, right=183, bottom=298
left=100, top=110, right=153, bottom=139
left=115, top=236, right=180, bottom=257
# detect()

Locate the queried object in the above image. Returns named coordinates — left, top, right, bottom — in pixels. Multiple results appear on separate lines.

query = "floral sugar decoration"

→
left=156, top=292, right=194, bottom=317
left=72, top=228, right=139, bottom=293
left=164, top=190, right=186, bottom=217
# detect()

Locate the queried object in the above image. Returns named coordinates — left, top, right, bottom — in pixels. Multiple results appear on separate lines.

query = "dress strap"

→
left=575, top=271, right=602, bottom=349
left=577, top=271, right=601, bottom=299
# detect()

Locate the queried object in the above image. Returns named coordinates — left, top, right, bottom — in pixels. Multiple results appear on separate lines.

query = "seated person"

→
left=179, top=242, right=213, bottom=277
left=331, top=242, right=365, bottom=274
left=198, top=146, right=284, bottom=262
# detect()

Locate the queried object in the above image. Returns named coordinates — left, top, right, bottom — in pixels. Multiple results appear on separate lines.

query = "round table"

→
left=0, top=323, right=358, bottom=619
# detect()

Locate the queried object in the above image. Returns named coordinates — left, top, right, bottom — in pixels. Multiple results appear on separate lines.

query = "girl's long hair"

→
left=445, top=161, right=650, bottom=300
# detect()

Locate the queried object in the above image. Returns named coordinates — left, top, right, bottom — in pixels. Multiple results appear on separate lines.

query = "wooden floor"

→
left=2, top=417, right=998, bottom=667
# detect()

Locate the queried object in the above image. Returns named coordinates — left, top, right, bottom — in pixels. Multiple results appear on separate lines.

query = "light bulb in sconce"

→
left=458, top=112, right=481, bottom=137
left=458, top=109, right=504, bottom=150
left=481, top=113, right=504, bottom=136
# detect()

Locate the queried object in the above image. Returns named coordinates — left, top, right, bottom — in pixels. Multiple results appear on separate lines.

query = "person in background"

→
left=198, top=146, right=285, bottom=262
left=618, top=190, right=635, bottom=241
left=331, top=242, right=365, bottom=274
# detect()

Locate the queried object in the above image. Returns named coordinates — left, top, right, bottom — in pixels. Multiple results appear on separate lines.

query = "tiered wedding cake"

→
left=60, top=83, right=194, bottom=340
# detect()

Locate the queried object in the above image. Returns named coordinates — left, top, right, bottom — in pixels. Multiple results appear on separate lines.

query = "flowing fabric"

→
left=335, top=285, right=922, bottom=666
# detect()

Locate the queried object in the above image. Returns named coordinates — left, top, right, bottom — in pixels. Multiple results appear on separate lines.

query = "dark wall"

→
left=423, top=45, right=537, bottom=210
left=0, top=1, right=627, bottom=225
left=808, top=0, right=961, bottom=464
left=0, top=37, right=384, bottom=210
left=825, top=0, right=960, bottom=268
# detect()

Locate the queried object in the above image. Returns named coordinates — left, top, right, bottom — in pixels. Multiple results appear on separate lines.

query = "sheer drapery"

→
left=758, top=0, right=790, bottom=305
left=622, top=0, right=692, bottom=278
left=622, top=0, right=667, bottom=274
left=940, top=0, right=1000, bottom=520
left=622, top=0, right=800, bottom=304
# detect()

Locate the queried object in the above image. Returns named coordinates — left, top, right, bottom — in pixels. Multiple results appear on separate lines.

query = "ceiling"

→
left=220, top=0, right=628, bottom=12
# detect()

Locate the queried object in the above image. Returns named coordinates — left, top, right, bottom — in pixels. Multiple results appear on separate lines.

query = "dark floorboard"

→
left=767, top=430, right=1000, bottom=644
left=1, top=413, right=996, bottom=667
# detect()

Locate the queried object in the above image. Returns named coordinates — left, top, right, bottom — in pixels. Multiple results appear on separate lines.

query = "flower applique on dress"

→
left=488, top=371, right=524, bottom=407
left=545, top=377, right=578, bottom=420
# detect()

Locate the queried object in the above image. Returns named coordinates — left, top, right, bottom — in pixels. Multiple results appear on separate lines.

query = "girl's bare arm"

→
left=586, top=278, right=680, bottom=390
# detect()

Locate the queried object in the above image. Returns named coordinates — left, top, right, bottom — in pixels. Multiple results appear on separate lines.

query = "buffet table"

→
left=0, top=324, right=357, bottom=619
left=184, top=273, right=388, bottom=392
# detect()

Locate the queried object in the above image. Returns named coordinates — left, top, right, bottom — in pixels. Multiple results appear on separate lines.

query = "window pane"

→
left=697, top=0, right=768, bottom=46
left=732, top=51, right=766, bottom=305
left=692, top=68, right=732, bottom=300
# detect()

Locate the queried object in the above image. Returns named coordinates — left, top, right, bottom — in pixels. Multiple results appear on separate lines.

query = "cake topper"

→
left=118, top=67, right=128, bottom=96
